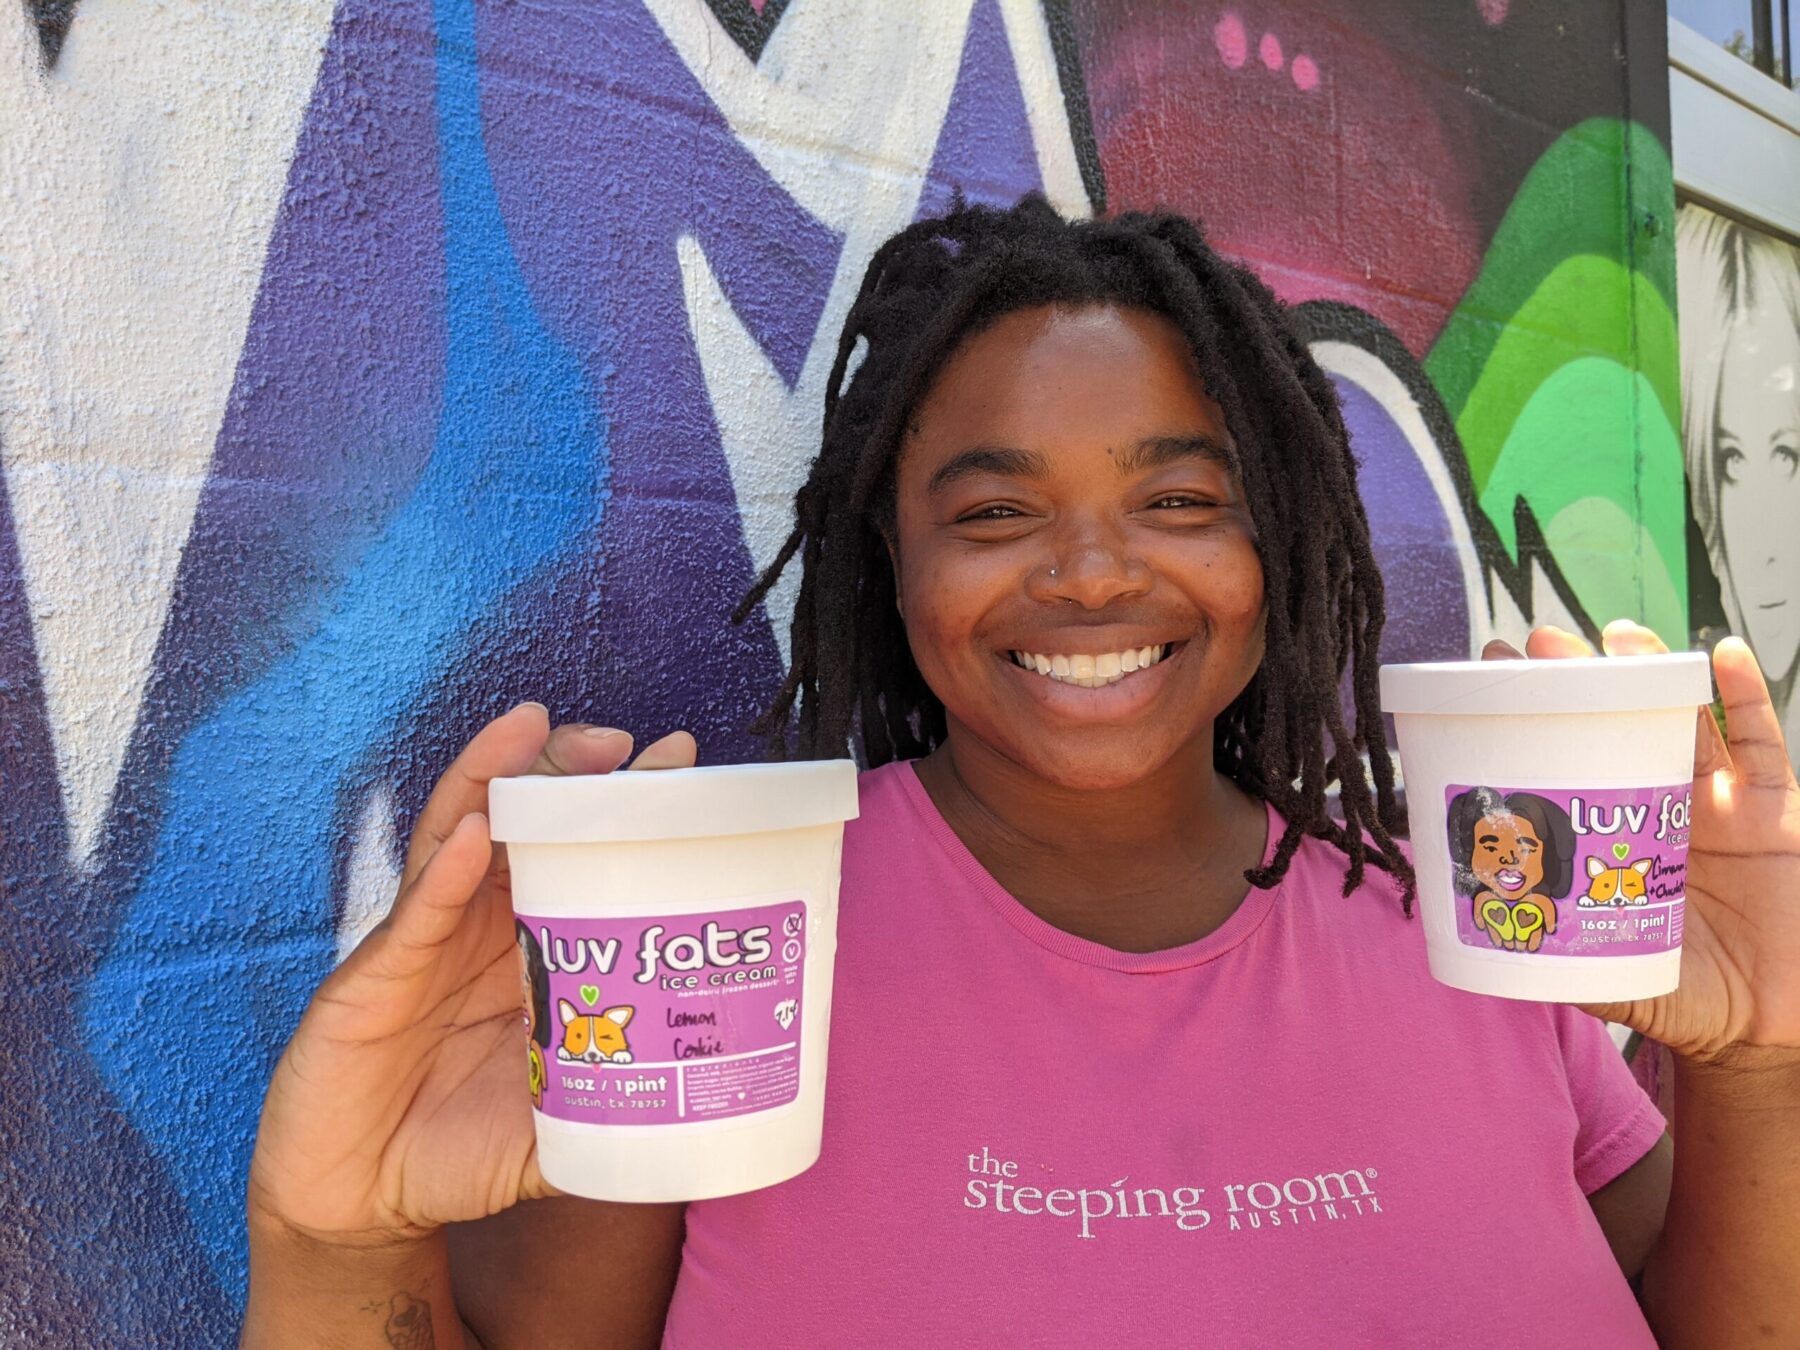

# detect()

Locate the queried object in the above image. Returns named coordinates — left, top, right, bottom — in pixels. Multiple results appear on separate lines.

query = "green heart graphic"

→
left=579, top=984, right=600, bottom=1007
left=1611, top=842, right=1630, bottom=862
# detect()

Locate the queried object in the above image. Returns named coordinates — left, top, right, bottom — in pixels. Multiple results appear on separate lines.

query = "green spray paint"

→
left=1425, top=118, right=1685, bottom=643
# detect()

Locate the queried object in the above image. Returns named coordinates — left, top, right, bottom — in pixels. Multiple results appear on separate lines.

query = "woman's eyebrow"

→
left=1113, top=433, right=1237, bottom=474
left=926, top=445, right=1050, bottom=495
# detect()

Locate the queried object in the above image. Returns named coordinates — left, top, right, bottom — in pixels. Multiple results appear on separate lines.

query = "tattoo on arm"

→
left=364, top=1291, right=436, bottom=1350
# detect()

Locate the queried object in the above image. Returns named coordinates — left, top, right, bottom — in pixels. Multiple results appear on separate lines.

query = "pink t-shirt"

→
left=666, top=762, right=1665, bottom=1347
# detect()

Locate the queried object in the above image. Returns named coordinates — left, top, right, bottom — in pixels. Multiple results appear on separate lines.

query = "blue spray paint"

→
left=81, top=0, right=606, bottom=1297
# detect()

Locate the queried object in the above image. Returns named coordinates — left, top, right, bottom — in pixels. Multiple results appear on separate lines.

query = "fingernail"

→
left=513, top=701, right=549, bottom=717
left=582, top=726, right=630, bottom=742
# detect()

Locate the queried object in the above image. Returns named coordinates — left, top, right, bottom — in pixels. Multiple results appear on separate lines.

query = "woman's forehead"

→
left=906, top=302, right=1228, bottom=450
left=1479, top=809, right=1533, bottom=832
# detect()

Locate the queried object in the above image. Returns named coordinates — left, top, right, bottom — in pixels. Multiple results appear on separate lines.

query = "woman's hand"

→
left=246, top=705, right=697, bottom=1246
left=1485, top=622, right=1800, bottom=1068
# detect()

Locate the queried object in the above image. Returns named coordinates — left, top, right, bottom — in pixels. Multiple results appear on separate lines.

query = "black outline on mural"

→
left=700, top=0, right=792, bottom=63
left=696, top=0, right=1108, bottom=216
left=1292, top=300, right=1603, bottom=647
left=1037, top=0, right=1107, bottom=215
left=25, top=0, right=78, bottom=68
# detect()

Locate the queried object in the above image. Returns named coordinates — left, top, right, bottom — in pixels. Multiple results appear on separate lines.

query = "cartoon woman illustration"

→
left=1446, top=787, right=1576, bottom=952
left=515, top=919, right=551, bottom=1108
left=1678, top=204, right=1800, bottom=771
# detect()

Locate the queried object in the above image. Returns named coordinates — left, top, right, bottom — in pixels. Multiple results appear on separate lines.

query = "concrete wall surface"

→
left=1, top=0, right=1682, bottom=1342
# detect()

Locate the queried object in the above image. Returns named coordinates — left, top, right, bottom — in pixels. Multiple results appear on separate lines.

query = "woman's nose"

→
left=1029, top=526, right=1151, bottom=610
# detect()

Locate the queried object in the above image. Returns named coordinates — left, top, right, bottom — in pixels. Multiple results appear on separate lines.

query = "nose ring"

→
left=1048, top=567, right=1058, bottom=579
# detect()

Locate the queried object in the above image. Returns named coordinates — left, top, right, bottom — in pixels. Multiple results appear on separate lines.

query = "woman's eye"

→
left=1148, top=495, right=1218, bottom=510
left=1776, top=443, right=1798, bottom=477
left=958, top=504, right=1022, bottom=522
left=1720, top=444, right=1746, bottom=485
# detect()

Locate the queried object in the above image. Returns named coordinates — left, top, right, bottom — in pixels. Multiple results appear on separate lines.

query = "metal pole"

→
left=1753, top=0, right=1775, bottom=76
left=1782, top=0, right=1793, bottom=85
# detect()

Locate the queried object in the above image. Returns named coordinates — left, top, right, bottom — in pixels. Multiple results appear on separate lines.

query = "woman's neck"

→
left=913, top=729, right=1269, bottom=953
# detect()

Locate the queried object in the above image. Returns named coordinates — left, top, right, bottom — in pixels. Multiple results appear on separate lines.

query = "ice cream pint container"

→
left=489, top=759, right=859, bottom=1202
left=1379, top=653, right=1711, bottom=1003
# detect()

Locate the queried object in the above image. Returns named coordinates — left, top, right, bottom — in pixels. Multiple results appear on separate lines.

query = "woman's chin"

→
left=997, top=735, right=1197, bottom=795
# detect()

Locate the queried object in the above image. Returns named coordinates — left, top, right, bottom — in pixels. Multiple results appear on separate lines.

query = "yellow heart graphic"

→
left=1480, top=898, right=1515, bottom=943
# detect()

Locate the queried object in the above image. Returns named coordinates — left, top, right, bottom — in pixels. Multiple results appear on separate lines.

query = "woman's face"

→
left=890, top=304, right=1266, bottom=791
left=1470, top=811, right=1545, bottom=899
left=1716, top=299, right=1800, bottom=675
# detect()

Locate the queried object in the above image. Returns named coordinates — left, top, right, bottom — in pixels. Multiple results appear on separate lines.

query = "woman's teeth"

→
left=1009, top=645, right=1169, bottom=688
left=1497, top=870, right=1525, bottom=889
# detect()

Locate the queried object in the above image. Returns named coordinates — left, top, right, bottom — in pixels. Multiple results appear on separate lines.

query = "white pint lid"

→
left=488, top=759, right=860, bottom=844
left=1379, top=652, right=1712, bottom=717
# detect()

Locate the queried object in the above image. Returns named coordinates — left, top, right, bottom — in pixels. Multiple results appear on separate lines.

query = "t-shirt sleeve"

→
left=1551, top=1004, right=1668, bottom=1194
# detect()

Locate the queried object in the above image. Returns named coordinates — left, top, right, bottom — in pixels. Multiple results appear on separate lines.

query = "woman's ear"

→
left=883, top=532, right=903, bottom=618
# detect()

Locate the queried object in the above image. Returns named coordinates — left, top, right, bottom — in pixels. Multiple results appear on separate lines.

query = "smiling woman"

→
left=244, top=196, right=1800, bottom=1350
left=733, top=196, right=1409, bottom=909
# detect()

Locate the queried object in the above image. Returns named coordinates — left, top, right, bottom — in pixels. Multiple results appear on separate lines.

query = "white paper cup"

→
left=1380, top=654, right=1711, bottom=1003
left=489, top=760, right=859, bottom=1202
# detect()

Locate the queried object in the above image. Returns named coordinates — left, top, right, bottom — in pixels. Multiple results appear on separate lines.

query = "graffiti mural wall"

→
left=0, top=0, right=1680, bottom=1340
left=1677, top=202, right=1800, bottom=767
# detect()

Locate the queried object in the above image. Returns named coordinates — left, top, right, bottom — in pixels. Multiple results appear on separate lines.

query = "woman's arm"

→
left=1511, top=624, right=1800, bottom=1344
left=240, top=712, right=699, bottom=1350
left=1587, top=1131, right=1671, bottom=1283
left=1640, top=1056, right=1800, bottom=1347
left=448, top=1198, right=687, bottom=1350
left=243, top=1208, right=479, bottom=1350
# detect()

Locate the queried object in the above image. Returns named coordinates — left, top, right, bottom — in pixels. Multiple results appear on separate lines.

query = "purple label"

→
left=513, top=899, right=806, bottom=1126
left=1443, top=784, right=1690, bottom=957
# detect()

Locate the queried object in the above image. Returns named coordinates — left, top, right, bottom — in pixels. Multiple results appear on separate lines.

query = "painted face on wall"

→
left=1470, top=810, right=1545, bottom=899
left=1716, top=301, right=1800, bottom=677
left=889, top=304, right=1267, bottom=792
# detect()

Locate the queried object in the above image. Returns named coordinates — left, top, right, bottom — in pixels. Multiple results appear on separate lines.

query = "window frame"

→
left=1669, top=17, right=1800, bottom=239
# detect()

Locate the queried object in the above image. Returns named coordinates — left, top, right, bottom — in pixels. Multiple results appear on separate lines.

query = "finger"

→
left=1595, top=621, right=1729, bottom=778
left=1481, top=638, right=1524, bottom=661
left=1575, top=1000, right=1634, bottom=1029
left=1599, top=619, right=1671, bottom=657
left=484, top=727, right=639, bottom=902
left=526, top=725, right=635, bottom=779
left=364, top=811, right=492, bottom=982
left=1693, top=702, right=1731, bottom=781
left=628, top=731, right=698, bottom=772
left=1523, top=625, right=1595, bottom=659
left=403, top=704, right=550, bottom=887
left=1714, top=636, right=1797, bottom=790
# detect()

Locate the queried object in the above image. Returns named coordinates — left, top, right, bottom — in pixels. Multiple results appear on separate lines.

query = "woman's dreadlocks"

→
left=733, top=195, right=1415, bottom=908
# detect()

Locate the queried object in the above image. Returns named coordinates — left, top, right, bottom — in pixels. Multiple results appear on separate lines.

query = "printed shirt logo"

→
left=961, top=1146, right=1383, bottom=1242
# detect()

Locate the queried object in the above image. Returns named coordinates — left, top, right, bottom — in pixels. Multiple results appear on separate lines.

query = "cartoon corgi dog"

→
left=1579, top=855, right=1651, bottom=907
left=557, top=997, right=635, bottom=1064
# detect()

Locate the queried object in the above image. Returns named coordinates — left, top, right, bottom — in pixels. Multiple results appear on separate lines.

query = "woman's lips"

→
left=1008, top=642, right=1171, bottom=687
left=998, top=640, right=1187, bottom=720
left=1496, top=869, right=1527, bottom=891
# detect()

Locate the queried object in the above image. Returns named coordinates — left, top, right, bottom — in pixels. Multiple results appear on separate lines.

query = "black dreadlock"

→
left=732, top=195, right=1415, bottom=909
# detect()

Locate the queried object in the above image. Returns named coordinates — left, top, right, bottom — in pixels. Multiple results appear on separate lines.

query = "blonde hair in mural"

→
left=1676, top=203, right=1800, bottom=763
